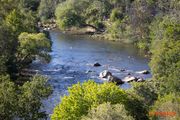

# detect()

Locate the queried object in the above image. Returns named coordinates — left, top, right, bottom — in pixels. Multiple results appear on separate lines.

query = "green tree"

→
left=0, top=75, right=17, bottom=120
left=51, top=81, right=127, bottom=120
left=18, top=75, right=52, bottom=119
left=20, top=0, right=40, bottom=11
left=149, top=40, right=180, bottom=95
left=150, top=93, right=180, bottom=120
left=110, top=8, right=124, bottom=22
left=5, top=9, right=37, bottom=37
left=0, top=0, right=18, bottom=19
left=0, top=25, right=15, bottom=74
left=150, top=13, right=180, bottom=50
left=17, top=32, right=51, bottom=69
left=38, top=0, right=65, bottom=21
left=51, top=81, right=148, bottom=120
left=55, top=0, right=84, bottom=29
left=0, top=75, right=52, bottom=120
left=84, top=0, right=108, bottom=28
left=81, top=102, right=134, bottom=120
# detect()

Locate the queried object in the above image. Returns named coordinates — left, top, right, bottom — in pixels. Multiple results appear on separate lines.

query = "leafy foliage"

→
left=55, top=0, right=85, bottom=29
left=5, top=9, right=36, bottom=37
left=52, top=81, right=148, bottom=120
left=51, top=81, right=127, bottom=120
left=17, top=32, right=51, bottom=68
left=17, top=75, right=52, bottom=119
left=0, top=1, right=52, bottom=120
left=20, top=0, right=40, bottom=11
left=150, top=93, right=180, bottom=120
left=110, top=8, right=124, bottom=22
left=149, top=40, right=180, bottom=95
left=38, top=0, right=65, bottom=21
left=0, top=75, right=52, bottom=120
left=81, top=102, right=134, bottom=120
left=150, top=13, right=180, bottom=50
left=0, top=75, right=17, bottom=120
left=128, top=81, right=158, bottom=107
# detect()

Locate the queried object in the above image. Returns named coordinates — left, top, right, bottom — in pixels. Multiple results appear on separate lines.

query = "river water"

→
left=31, top=30, right=151, bottom=118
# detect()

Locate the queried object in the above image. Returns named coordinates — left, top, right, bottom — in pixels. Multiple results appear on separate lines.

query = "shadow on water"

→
left=30, top=30, right=151, bottom=117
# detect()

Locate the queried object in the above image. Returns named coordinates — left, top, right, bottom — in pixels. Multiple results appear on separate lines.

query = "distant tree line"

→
left=55, top=0, right=179, bottom=51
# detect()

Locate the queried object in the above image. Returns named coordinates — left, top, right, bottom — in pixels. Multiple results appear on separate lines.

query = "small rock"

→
left=136, top=70, right=150, bottom=74
left=120, top=69, right=126, bottom=72
left=85, top=70, right=93, bottom=74
left=93, top=62, right=101, bottom=67
left=123, top=76, right=138, bottom=83
left=99, top=70, right=112, bottom=78
left=127, top=73, right=131, bottom=75
left=137, top=78, right=145, bottom=82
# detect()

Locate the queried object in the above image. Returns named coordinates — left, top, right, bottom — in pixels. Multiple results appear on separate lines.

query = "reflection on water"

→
left=31, top=30, right=151, bottom=117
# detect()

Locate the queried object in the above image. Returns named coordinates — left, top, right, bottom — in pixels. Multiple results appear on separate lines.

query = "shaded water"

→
left=31, top=30, right=151, bottom=117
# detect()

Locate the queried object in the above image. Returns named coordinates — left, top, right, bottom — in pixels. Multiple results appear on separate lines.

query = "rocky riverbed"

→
left=30, top=30, right=151, bottom=118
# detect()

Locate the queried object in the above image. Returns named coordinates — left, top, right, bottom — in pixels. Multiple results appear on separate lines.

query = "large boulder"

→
left=136, top=70, right=150, bottom=74
left=99, top=70, right=112, bottom=78
left=107, top=75, right=124, bottom=85
left=99, top=70, right=123, bottom=85
left=122, top=76, right=138, bottom=83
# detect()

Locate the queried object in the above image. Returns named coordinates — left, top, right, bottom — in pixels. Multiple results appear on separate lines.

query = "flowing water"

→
left=31, top=30, right=151, bottom=118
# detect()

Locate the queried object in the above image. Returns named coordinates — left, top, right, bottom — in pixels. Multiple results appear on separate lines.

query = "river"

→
left=31, top=30, right=151, bottom=118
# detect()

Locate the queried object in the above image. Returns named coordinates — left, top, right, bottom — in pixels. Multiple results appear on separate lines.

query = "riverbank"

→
left=38, top=19, right=150, bottom=57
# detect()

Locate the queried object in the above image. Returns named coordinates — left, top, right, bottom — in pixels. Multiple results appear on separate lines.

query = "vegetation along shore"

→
left=0, top=0, right=179, bottom=120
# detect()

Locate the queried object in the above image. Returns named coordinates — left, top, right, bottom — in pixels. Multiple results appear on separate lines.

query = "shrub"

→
left=149, top=40, right=180, bottom=95
left=17, top=32, right=51, bottom=68
left=0, top=75, right=52, bottom=120
left=110, top=8, right=124, bottom=22
left=0, top=75, right=17, bottom=120
left=51, top=81, right=149, bottom=120
left=55, top=1, right=84, bottom=29
left=129, top=81, right=158, bottom=106
left=81, top=102, right=134, bottom=120
left=150, top=93, right=180, bottom=120
left=51, top=81, right=127, bottom=120
left=18, top=75, right=52, bottom=119
left=150, top=13, right=180, bottom=50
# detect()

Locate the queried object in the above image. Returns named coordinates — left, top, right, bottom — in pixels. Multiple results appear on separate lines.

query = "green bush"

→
left=51, top=81, right=127, bottom=120
left=55, top=1, right=84, bottom=29
left=150, top=13, right=180, bottom=50
left=52, top=81, right=149, bottom=120
left=0, top=75, right=17, bottom=120
left=81, top=102, right=134, bottom=120
left=17, top=32, right=51, bottom=68
left=5, top=9, right=36, bottom=37
left=150, top=93, right=180, bottom=120
left=0, top=75, right=52, bottom=120
left=110, top=8, right=124, bottom=22
left=149, top=40, right=180, bottom=95
left=18, top=75, right=52, bottom=119
left=129, top=81, right=158, bottom=106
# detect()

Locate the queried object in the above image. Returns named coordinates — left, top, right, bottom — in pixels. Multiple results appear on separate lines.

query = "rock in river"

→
left=107, top=75, right=124, bottom=85
left=122, top=76, right=138, bottom=83
left=136, top=70, right=150, bottom=74
left=99, top=70, right=112, bottom=78
left=93, top=62, right=101, bottom=67
left=137, top=78, right=145, bottom=82
left=99, top=70, right=124, bottom=85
